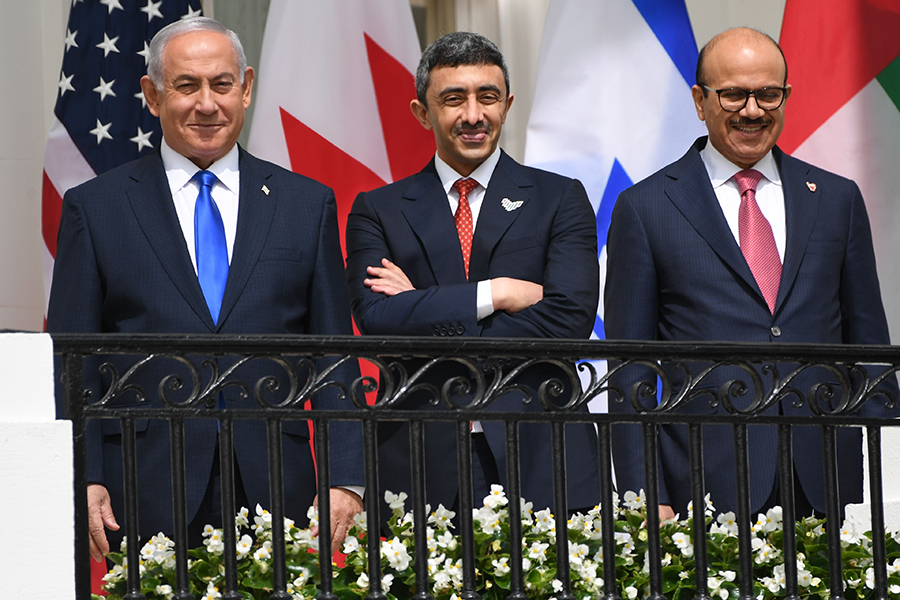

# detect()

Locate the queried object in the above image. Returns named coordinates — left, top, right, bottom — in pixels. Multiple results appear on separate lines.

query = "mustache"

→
left=453, top=122, right=491, bottom=134
left=729, top=117, right=772, bottom=127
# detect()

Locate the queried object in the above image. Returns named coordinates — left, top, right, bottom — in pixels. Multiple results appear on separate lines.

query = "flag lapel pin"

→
left=806, top=181, right=817, bottom=192
left=501, top=198, right=523, bottom=212
left=262, top=184, right=270, bottom=196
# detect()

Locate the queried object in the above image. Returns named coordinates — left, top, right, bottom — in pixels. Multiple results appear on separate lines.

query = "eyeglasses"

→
left=701, top=85, right=787, bottom=112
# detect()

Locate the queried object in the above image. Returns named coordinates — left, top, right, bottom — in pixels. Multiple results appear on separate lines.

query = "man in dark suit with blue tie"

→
left=47, top=17, right=362, bottom=561
left=605, top=27, right=897, bottom=520
left=345, top=32, right=600, bottom=516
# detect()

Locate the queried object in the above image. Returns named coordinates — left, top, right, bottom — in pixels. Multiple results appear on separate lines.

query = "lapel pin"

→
left=501, top=198, right=524, bottom=212
left=806, top=181, right=817, bottom=192
left=261, top=184, right=270, bottom=196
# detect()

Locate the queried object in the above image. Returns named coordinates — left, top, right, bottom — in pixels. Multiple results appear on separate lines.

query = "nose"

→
left=463, top=96, right=481, bottom=125
left=195, top=84, right=217, bottom=114
left=740, top=93, right=765, bottom=119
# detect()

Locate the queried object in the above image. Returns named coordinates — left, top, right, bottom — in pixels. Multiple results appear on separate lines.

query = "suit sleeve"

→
left=839, top=182, right=900, bottom=416
left=478, top=178, right=599, bottom=340
left=306, top=189, right=364, bottom=486
left=46, top=187, right=106, bottom=485
left=604, top=189, right=672, bottom=504
left=345, top=190, right=479, bottom=337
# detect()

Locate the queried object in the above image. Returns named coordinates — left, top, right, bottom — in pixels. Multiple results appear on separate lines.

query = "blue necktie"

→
left=193, top=170, right=228, bottom=324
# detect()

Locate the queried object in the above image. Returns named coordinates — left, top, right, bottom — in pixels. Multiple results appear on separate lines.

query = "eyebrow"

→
left=437, top=83, right=503, bottom=96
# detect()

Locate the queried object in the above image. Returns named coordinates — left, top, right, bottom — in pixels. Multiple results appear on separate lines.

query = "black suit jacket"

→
left=47, top=147, right=363, bottom=539
left=345, top=151, right=601, bottom=514
left=604, top=137, right=897, bottom=514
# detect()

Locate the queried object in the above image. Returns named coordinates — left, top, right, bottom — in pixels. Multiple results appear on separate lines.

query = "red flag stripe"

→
left=778, top=0, right=900, bottom=153
left=41, top=171, right=63, bottom=259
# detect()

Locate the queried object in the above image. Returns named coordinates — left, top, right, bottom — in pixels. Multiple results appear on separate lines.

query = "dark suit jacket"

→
left=604, top=137, right=897, bottom=514
left=47, top=147, right=363, bottom=540
left=345, top=151, right=601, bottom=514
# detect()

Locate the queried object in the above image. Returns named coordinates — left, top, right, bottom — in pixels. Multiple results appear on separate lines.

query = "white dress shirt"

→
left=433, top=148, right=502, bottom=321
left=161, top=139, right=241, bottom=272
left=700, top=142, right=786, bottom=261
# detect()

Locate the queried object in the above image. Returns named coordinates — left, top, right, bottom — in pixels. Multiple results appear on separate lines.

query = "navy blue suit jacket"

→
left=47, top=147, right=363, bottom=540
left=604, top=137, right=897, bottom=514
left=345, top=151, right=601, bottom=514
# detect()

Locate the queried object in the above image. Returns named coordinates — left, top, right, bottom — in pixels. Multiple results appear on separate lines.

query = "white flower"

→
left=685, top=493, right=715, bottom=518
left=201, top=582, right=222, bottom=600
left=840, top=519, right=861, bottom=545
left=623, top=490, right=646, bottom=510
left=714, top=511, right=739, bottom=536
left=235, top=506, right=249, bottom=529
left=625, top=585, right=638, bottom=599
left=719, top=570, right=736, bottom=582
left=520, top=498, right=534, bottom=524
left=672, top=532, right=693, bottom=557
left=202, top=529, right=225, bottom=556
left=356, top=572, right=370, bottom=589
left=889, top=584, right=900, bottom=594
left=533, top=509, right=555, bottom=533
left=866, top=567, right=875, bottom=589
left=552, top=579, right=564, bottom=592
left=437, top=530, right=456, bottom=550
left=385, top=490, right=408, bottom=511
left=141, top=532, right=175, bottom=565
left=429, top=504, right=456, bottom=529
left=292, top=567, right=311, bottom=588
left=528, top=541, right=550, bottom=563
left=679, top=571, right=689, bottom=580
left=483, top=484, right=509, bottom=508
left=889, top=558, right=900, bottom=574
left=253, top=540, right=273, bottom=562
left=475, top=506, right=503, bottom=534
left=353, top=510, right=367, bottom=530
left=569, top=541, right=589, bottom=565
left=382, top=573, right=395, bottom=591
left=154, top=584, right=173, bottom=599
left=306, top=505, right=319, bottom=529
left=342, top=535, right=360, bottom=554
left=382, top=537, right=411, bottom=571
left=235, top=534, right=253, bottom=559
left=254, top=504, right=272, bottom=533
left=492, top=556, right=511, bottom=576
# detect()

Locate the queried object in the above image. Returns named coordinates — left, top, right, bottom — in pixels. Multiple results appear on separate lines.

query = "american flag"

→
left=42, top=0, right=203, bottom=313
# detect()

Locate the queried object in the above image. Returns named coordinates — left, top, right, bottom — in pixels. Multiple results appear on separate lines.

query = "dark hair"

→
left=415, top=31, right=510, bottom=105
left=695, top=27, right=788, bottom=93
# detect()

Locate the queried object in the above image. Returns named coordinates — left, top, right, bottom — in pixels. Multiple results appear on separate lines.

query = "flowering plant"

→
left=95, top=487, right=900, bottom=600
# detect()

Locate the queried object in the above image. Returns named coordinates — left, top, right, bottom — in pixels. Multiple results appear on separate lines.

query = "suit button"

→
left=440, top=327, right=448, bottom=336
left=447, top=327, right=456, bottom=336
left=433, top=328, right=440, bottom=337
left=456, top=325, right=464, bottom=335
left=771, top=326, right=782, bottom=337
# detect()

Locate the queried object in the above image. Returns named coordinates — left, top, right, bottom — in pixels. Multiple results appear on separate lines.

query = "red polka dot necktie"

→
left=453, top=178, right=478, bottom=280
left=734, top=169, right=781, bottom=314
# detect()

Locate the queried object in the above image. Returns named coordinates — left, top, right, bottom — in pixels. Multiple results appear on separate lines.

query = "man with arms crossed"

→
left=346, top=32, right=600, bottom=516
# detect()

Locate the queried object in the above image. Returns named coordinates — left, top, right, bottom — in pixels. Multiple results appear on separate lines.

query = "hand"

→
left=364, top=258, right=415, bottom=296
left=490, top=277, right=543, bottom=313
left=87, top=483, right=120, bottom=561
left=658, top=504, right=676, bottom=522
left=313, top=488, right=364, bottom=554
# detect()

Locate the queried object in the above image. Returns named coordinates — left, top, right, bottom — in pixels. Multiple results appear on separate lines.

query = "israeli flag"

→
left=525, top=0, right=705, bottom=342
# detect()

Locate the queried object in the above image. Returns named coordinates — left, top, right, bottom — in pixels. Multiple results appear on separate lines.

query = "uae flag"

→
left=779, top=0, right=900, bottom=334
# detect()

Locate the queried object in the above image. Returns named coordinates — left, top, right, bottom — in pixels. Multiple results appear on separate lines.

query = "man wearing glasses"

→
left=605, top=27, right=895, bottom=519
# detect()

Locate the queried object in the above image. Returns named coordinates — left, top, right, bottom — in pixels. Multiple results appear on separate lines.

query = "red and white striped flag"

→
left=42, top=0, right=203, bottom=318
left=779, top=0, right=900, bottom=333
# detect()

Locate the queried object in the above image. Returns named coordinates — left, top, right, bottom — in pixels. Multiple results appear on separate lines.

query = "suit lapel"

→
left=401, top=162, right=469, bottom=284
left=666, top=139, right=761, bottom=297
left=469, top=153, right=532, bottom=281
left=124, top=151, right=216, bottom=330
left=774, top=147, right=818, bottom=314
left=216, top=148, right=277, bottom=327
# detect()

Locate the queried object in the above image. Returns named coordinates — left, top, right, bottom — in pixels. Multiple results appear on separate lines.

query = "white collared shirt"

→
left=700, top=142, right=786, bottom=261
left=433, top=148, right=502, bottom=321
left=161, top=139, right=241, bottom=272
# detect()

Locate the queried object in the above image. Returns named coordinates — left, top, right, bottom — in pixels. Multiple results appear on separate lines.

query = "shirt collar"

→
left=434, top=147, right=502, bottom=194
left=160, top=139, right=240, bottom=195
left=700, top=139, right=781, bottom=189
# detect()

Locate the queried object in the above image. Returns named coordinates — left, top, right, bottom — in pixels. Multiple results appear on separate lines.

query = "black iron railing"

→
left=52, top=334, right=900, bottom=600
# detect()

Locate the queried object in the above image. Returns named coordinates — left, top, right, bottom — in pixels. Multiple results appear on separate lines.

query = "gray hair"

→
left=415, top=31, right=510, bottom=105
left=147, top=17, right=247, bottom=91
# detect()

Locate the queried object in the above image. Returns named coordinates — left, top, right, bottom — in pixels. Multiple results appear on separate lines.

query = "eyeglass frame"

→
left=700, top=84, right=788, bottom=112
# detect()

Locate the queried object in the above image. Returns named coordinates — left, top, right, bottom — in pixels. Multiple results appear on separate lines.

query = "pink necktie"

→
left=734, top=169, right=781, bottom=314
left=453, top=178, right=478, bottom=279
